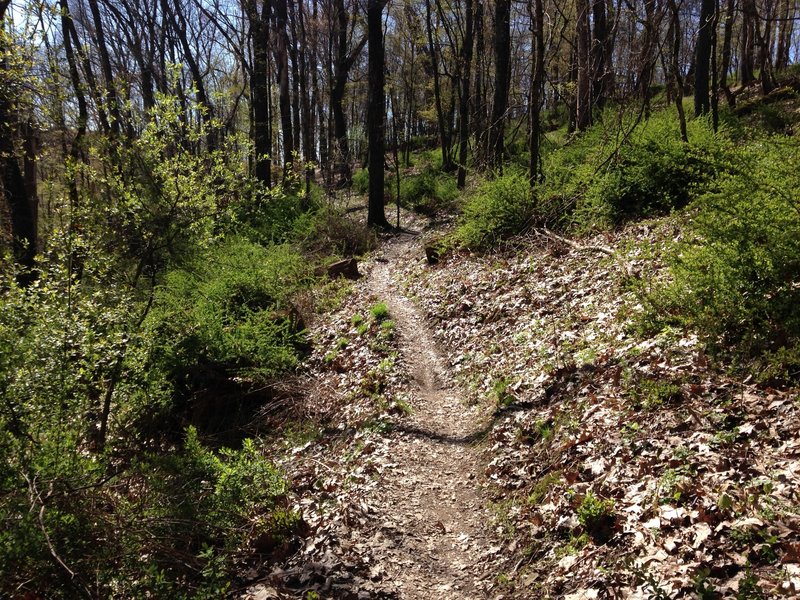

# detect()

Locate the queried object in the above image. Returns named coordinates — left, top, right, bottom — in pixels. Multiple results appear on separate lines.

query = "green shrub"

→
left=292, top=205, right=377, bottom=257
left=456, top=169, right=533, bottom=248
left=535, top=109, right=727, bottom=230
left=352, top=168, right=369, bottom=194
left=576, top=492, right=616, bottom=544
left=370, top=302, right=390, bottom=321
left=399, top=169, right=459, bottom=215
left=148, top=238, right=312, bottom=389
left=642, top=137, right=800, bottom=380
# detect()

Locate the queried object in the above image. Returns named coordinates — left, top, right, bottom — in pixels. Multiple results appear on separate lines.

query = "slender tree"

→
left=248, top=0, right=272, bottom=188
left=456, top=0, right=474, bottom=189
left=529, top=0, right=545, bottom=184
left=367, top=0, right=389, bottom=228
left=488, top=0, right=511, bottom=169
left=694, top=0, right=716, bottom=116
left=575, top=0, right=592, bottom=130
left=273, top=0, right=294, bottom=174
left=0, top=1, right=36, bottom=280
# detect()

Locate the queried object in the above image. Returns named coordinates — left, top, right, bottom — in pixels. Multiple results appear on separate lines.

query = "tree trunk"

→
left=0, top=9, right=36, bottom=281
left=694, top=0, right=716, bottom=116
left=575, top=0, right=592, bottom=130
left=639, top=0, right=657, bottom=118
left=367, top=0, right=389, bottom=228
left=330, top=0, right=366, bottom=187
left=667, top=0, right=688, bottom=142
left=489, top=0, right=511, bottom=170
left=273, top=0, right=294, bottom=175
left=457, top=0, right=474, bottom=189
left=529, top=0, right=545, bottom=185
left=86, top=0, right=123, bottom=136
left=296, top=0, right=314, bottom=198
left=473, top=0, right=487, bottom=168
left=741, top=0, right=756, bottom=85
left=425, top=0, right=453, bottom=172
left=591, top=0, right=612, bottom=110
left=720, top=0, right=736, bottom=107
left=775, top=0, right=794, bottom=69
left=249, top=0, right=272, bottom=188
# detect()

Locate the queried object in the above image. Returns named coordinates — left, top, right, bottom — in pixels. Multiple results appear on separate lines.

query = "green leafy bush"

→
left=352, top=168, right=369, bottom=194
left=537, top=109, right=726, bottom=230
left=642, top=137, right=800, bottom=380
left=456, top=169, right=533, bottom=248
left=292, top=204, right=377, bottom=257
left=399, top=169, right=459, bottom=215
left=147, top=237, right=312, bottom=389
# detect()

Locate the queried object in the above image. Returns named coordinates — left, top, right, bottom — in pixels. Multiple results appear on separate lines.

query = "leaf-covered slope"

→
left=401, top=222, right=800, bottom=598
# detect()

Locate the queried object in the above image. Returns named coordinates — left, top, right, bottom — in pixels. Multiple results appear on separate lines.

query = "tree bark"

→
left=457, top=0, right=474, bottom=189
left=694, top=0, right=716, bottom=116
left=720, top=0, right=736, bottom=107
left=489, top=0, right=511, bottom=170
left=529, top=0, right=545, bottom=184
left=248, top=0, right=272, bottom=188
left=667, top=0, right=688, bottom=142
left=273, top=0, right=294, bottom=175
left=425, top=0, right=453, bottom=172
left=367, top=0, right=389, bottom=228
left=0, top=7, right=37, bottom=280
left=591, top=0, right=613, bottom=110
left=86, top=0, right=123, bottom=136
left=330, top=0, right=366, bottom=187
left=575, top=0, right=592, bottom=130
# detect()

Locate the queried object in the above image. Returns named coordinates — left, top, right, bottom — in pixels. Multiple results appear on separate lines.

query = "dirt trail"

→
left=364, top=232, right=495, bottom=599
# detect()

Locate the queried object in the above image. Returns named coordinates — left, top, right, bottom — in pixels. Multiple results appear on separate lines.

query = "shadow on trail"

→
left=392, top=398, right=545, bottom=447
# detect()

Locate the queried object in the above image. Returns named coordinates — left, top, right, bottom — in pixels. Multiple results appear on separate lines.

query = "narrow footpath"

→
left=362, top=232, right=496, bottom=599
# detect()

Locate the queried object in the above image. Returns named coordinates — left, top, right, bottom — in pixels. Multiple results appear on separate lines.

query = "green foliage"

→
left=641, top=137, right=800, bottom=380
left=352, top=167, right=370, bottom=194
left=370, top=302, right=390, bottom=321
left=0, top=93, right=312, bottom=597
left=147, top=237, right=311, bottom=388
left=456, top=169, right=533, bottom=248
left=399, top=168, right=459, bottom=215
left=576, top=492, right=616, bottom=544
left=292, top=204, right=377, bottom=257
left=536, top=109, right=725, bottom=230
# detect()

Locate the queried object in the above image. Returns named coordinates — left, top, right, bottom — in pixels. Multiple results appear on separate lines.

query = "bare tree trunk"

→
left=367, top=0, right=389, bottom=228
left=576, top=0, right=592, bottom=130
left=457, top=0, right=474, bottom=189
left=591, top=0, right=613, bottom=110
left=667, top=0, right=688, bottom=138
left=425, top=0, right=453, bottom=172
left=741, top=0, right=756, bottom=85
left=273, top=0, right=294, bottom=175
left=0, top=6, right=36, bottom=282
left=330, top=0, right=366, bottom=187
left=297, top=0, right=314, bottom=198
left=87, top=0, right=123, bottom=136
left=529, top=0, right=545, bottom=184
left=248, top=0, right=272, bottom=188
left=489, top=0, right=511, bottom=170
left=720, top=0, right=736, bottom=107
left=775, top=0, right=795, bottom=69
left=695, top=0, right=716, bottom=116
left=639, top=0, right=657, bottom=119
left=288, top=1, right=302, bottom=157
left=472, top=0, right=487, bottom=168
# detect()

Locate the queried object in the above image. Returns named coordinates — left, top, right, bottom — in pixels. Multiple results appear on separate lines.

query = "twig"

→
left=533, top=227, right=614, bottom=256
left=24, top=474, right=91, bottom=598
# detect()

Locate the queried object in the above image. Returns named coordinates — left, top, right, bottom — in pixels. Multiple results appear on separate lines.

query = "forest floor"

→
left=241, top=213, right=800, bottom=600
